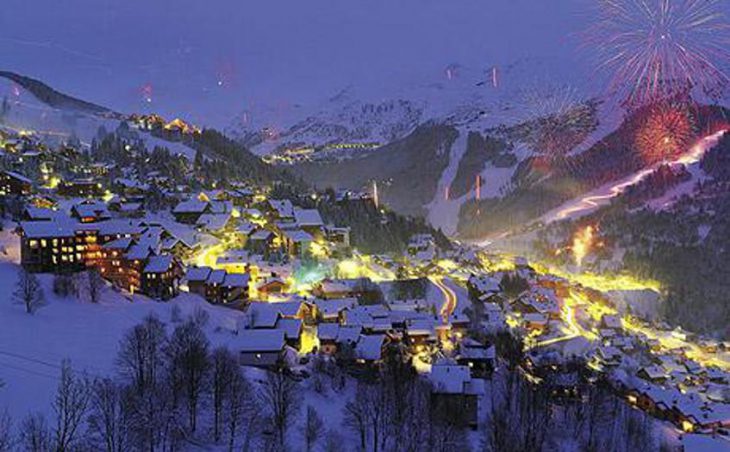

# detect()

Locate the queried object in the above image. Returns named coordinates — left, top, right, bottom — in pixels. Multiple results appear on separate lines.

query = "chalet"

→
left=57, top=179, right=104, bottom=198
left=638, top=365, right=669, bottom=384
left=280, top=229, right=314, bottom=258
left=276, top=318, right=303, bottom=350
left=205, top=270, right=226, bottom=303
left=354, top=334, right=388, bottom=366
left=197, top=212, right=233, bottom=234
left=268, top=199, right=296, bottom=222
left=185, top=266, right=212, bottom=298
left=247, top=229, right=276, bottom=255
left=429, top=363, right=484, bottom=428
left=313, top=279, right=353, bottom=299
left=317, top=324, right=340, bottom=354
left=110, top=202, right=144, bottom=218
left=313, top=298, right=357, bottom=323
left=235, top=330, right=286, bottom=368
left=71, top=201, right=112, bottom=223
left=19, top=220, right=84, bottom=272
left=456, top=339, right=496, bottom=378
left=294, top=208, right=324, bottom=237
left=0, top=170, right=32, bottom=195
left=112, top=178, right=148, bottom=196
left=141, top=255, right=182, bottom=300
left=22, top=206, right=63, bottom=222
left=221, top=272, right=251, bottom=305
left=256, top=277, right=288, bottom=300
left=405, top=319, right=438, bottom=348
left=324, top=225, right=351, bottom=249
left=172, top=199, right=210, bottom=224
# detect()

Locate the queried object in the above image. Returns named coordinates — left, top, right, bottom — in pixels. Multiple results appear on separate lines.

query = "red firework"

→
left=634, top=102, right=695, bottom=161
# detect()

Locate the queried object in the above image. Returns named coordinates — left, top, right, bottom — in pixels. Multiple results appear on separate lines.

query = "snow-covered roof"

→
left=337, top=325, right=362, bottom=344
left=223, top=272, right=250, bottom=288
left=20, top=219, right=77, bottom=238
left=282, top=229, right=313, bottom=243
left=275, top=318, right=302, bottom=339
left=173, top=199, right=209, bottom=214
left=250, top=229, right=274, bottom=241
left=143, top=255, right=174, bottom=273
left=429, top=364, right=473, bottom=394
left=185, top=266, right=212, bottom=282
left=197, top=213, right=231, bottom=231
left=355, top=335, right=386, bottom=361
left=269, top=199, right=295, bottom=218
left=294, top=208, right=324, bottom=228
left=207, top=269, right=226, bottom=285
left=315, top=297, right=357, bottom=318
left=235, top=330, right=286, bottom=352
left=23, top=206, right=62, bottom=221
left=317, top=323, right=340, bottom=341
left=103, top=237, right=134, bottom=250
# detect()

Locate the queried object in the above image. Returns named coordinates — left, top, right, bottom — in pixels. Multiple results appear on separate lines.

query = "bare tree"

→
left=116, top=314, right=167, bottom=393
left=52, top=360, right=91, bottom=452
left=166, top=319, right=210, bottom=433
left=13, top=267, right=44, bottom=314
left=259, top=370, right=301, bottom=450
left=344, top=383, right=371, bottom=452
left=225, top=368, right=259, bottom=452
left=126, top=380, right=183, bottom=451
left=52, top=272, right=76, bottom=298
left=76, top=268, right=104, bottom=304
left=0, top=408, right=13, bottom=451
left=86, top=378, right=130, bottom=452
left=323, top=428, right=345, bottom=452
left=18, top=413, right=51, bottom=452
left=211, top=347, right=237, bottom=442
left=301, top=405, right=324, bottom=452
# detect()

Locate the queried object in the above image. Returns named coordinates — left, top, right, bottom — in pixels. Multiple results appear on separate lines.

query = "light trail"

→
left=430, top=276, right=458, bottom=320
left=546, top=129, right=728, bottom=223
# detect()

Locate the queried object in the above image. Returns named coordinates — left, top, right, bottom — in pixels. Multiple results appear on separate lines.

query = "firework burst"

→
left=634, top=101, right=695, bottom=161
left=507, top=82, right=599, bottom=159
left=586, top=0, right=730, bottom=107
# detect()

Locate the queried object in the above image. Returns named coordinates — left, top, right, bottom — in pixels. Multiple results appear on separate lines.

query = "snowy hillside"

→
left=0, top=75, right=198, bottom=160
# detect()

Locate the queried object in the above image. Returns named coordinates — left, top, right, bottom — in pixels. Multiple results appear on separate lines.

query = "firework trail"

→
left=585, top=0, right=730, bottom=107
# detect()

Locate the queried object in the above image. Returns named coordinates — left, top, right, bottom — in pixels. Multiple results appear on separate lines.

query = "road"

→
left=430, top=276, right=458, bottom=320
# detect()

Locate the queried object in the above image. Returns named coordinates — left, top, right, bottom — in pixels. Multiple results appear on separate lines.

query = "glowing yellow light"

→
left=572, top=225, right=595, bottom=267
left=681, top=420, right=694, bottom=433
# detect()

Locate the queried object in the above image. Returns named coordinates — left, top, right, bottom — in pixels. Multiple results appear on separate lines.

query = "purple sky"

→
left=1, top=0, right=590, bottom=125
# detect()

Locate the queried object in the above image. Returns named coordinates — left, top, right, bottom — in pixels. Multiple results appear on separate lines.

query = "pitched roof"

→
left=185, top=266, right=212, bottom=282
left=269, top=199, right=295, bottom=218
left=294, top=208, right=324, bottom=227
left=317, top=323, right=340, bottom=341
left=223, top=272, right=250, bottom=288
left=429, top=364, right=473, bottom=394
left=173, top=199, right=209, bottom=214
left=235, top=330, right=285, bottom=352
left=355, top=335, right=386, bottom=361
left=20, top=219, right=78, bottom=238
left=143, top=255, right=174, bottom=273
left=275, top=318, right=302, bottom=339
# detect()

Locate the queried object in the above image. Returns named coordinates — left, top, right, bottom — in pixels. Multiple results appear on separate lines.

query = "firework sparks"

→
left=586, top=0, right=730, bottom=106
left=140, top=83, right=154, bottom=103
left=634, top=101, right=695, bottom=161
